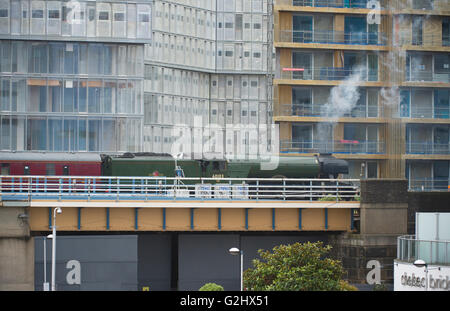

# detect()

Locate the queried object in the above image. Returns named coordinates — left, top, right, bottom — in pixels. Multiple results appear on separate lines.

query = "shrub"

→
left=199, top=283, right=224, bottom=291
left=244, top=241, right=352, bottom=291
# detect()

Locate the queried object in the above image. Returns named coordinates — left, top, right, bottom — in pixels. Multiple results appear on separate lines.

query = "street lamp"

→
left=413, top=259, right=441, bottom=291
left=229, top=247, right=243, bottom=291
left=50, top=207, right=62, bottom=291
left=43, top=237, right=49, bottom=291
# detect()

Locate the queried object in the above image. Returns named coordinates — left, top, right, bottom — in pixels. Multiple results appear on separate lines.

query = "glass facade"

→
left=0, top=40, right=144, bottom=152
left=0, top=0, right=152, bottom=40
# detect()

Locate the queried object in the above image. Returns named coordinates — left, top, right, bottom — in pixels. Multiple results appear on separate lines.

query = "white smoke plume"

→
left=315, top=66, right=366, bottom=147
left=321, top=65, right=365, bottom=122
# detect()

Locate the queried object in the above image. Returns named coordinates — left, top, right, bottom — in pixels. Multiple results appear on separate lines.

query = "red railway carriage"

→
left=0, top=152, right=102, bottom=176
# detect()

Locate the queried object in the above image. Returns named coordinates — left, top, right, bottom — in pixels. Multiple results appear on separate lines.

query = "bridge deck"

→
left=1, top=176, right=360, bottom=232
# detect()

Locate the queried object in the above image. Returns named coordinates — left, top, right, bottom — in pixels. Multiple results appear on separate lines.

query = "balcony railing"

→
left=277, top=103, right=381, bottom=118
left=393, top=0, right=450, bottom=11
left=397, top=235, right=450, bottom=265
left=400, top=107, right=450, bottom=119
left=279, top=30, right=386, bottom=46
left=276, top=0, right=381, bottom=9
left=279, top=67, right=377, bottom=82
left=406, top=71, right=450, bottom=83
left=398, top=34, right=450, bottom=48
left=0, top=175, right=361, bottom=202
left=408, top=179, right=450, bottom=192
left=406, top=142, right=450, bottom=155
left=280, top=140, right=385, bottom=154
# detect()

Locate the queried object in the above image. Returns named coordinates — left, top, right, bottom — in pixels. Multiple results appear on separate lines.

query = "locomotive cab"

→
left=317, top=154, right=349, bottom=179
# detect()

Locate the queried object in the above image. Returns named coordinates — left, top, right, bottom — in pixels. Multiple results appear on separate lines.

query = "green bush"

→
left=318, top=195, right=340, bottom=202
left=244, top=241, right=352, bottom=291
left=199, top=283, right=224, bottom=291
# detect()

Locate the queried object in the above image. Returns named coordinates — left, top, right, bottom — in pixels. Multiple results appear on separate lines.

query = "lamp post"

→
left=229, top=247, right=243, bottom=291
left=43, top=237, right=49, bottom=291
left=414, top=259, right=441, bottom=291
left=50, top=207, right=62, bottom=291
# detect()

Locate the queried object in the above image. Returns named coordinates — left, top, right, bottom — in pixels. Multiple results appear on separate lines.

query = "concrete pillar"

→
left=0, top=202, right=34, bottom=291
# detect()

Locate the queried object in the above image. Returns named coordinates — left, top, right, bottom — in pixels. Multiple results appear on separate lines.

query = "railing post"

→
left=283, top=179, right=286, bottom=201
left=256, top=180, right=259, bottom=201
left=310, top=180, right=312, bottom=202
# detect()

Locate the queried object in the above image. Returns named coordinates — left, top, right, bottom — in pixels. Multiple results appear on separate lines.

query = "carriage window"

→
left=1, top=163, right=10, bottom=175
left=63, top=165, right=69, bottom=176
left=24, top=166, right=30, bottom=175
left=46, top=164, right=56, bottom=176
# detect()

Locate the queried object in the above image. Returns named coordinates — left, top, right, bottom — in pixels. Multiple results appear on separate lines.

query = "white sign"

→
left=394, top=261, right=450, bottom=291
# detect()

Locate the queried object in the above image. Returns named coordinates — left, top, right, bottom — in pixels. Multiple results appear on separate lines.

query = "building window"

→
left=114, top=13, right=125, bottom=21
left=98, top=12, right=109, bottom=21
left=63, top=165, right=69, bottom=176
left=48, top=10, right=60, bottom=19
left=0, top=9, right=8, bottom=18
left=32, top=10, right=44, bottom=18
left=46, top=163, right=56, bottom=175
left=1, top=163, right=9, bottom=175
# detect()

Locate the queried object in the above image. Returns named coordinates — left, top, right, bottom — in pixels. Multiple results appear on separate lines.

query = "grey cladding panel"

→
left=178, top=234, right=240, bottom=291
left=34, top=235, right=138, bottom=291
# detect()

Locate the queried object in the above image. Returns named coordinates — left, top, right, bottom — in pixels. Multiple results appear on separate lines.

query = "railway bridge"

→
left=0, top=177, right=409, bottom=290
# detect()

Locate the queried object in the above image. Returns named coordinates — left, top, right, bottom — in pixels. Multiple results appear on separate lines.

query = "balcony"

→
left=392, top=0, right=450, bottom=12
left=406, top=142, right=450, bottom=155
left=400, top=107, right=450, bottom=119
left=279, top=67, right=377, bottom=82
left=405, top=71, right=450, bottom=83
left=408, top=179, right=450, bottom=192
left=278, top=30, right=386, bottom=46
left=280, top=140, right=385, bottom=154
left=398, top=34, right=450, bottom=48
left=397, top=235, right=450, bottom=265
left=277, top=103, right=381, bottom=118
left=276, top=0, right=382, bottom=9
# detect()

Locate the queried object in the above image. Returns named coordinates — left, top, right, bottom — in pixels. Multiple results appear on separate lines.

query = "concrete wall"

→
left=0, top=203, right=34, bottom=290
left=332, top=179, right=409, bottom=285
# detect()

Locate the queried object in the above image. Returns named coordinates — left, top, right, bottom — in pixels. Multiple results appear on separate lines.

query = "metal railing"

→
left=406, top=71, right=450, bottom=83
left=408, top=179, right=450, bottom=192
left=392, top=0, right=450, bottom=11
left=276, top=0, right=385, bottom=9
left=397, top=235, right=450, bottom=265
left=398, top=34, right=450, bottom=48
left=280, top=140, right=385, bottom=154
left=406, top=142, right=450, bottom=155
left=0, top=175, right=361, bottom=202
left=277, top=103, right=381, bottom=118
left=400, top=107, right=450, bottom=119
left=279, top=30, right=386, bottom=46
left=279, top=67, right=377, bottom=81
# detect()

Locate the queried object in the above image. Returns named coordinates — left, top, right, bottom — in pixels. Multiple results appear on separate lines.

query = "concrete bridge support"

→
left=0, top=201, right=34, bottom=290
left=331, top=179, right=409, bottom=286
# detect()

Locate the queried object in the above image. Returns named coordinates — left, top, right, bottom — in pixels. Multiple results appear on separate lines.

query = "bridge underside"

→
left=28, top=200, right=359, bottom=232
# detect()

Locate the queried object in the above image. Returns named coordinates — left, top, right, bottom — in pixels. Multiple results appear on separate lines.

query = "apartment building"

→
left=143, top=0, right=274, bottom=159
left=273, top=0, right=450, bottom=189
left=0, top=0, right=274, bottom=160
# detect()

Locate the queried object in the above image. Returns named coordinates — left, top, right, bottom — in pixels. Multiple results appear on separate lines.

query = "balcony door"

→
left=443, top=18, right=450, bottom=46
left=292, top=87, right=312, bottom=116
left=292, top=52, right=312, bottom=79
left=433, top=161, right=450, bottom=190
left=434, top=90, right=450, bottom=119
left=292, top=15, right=313, bottom=43
left=344, top=16, right=366, bottom=44
left=292, top=124, right=313, bottom=152
left=434, top=127, right=449, bottom=154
